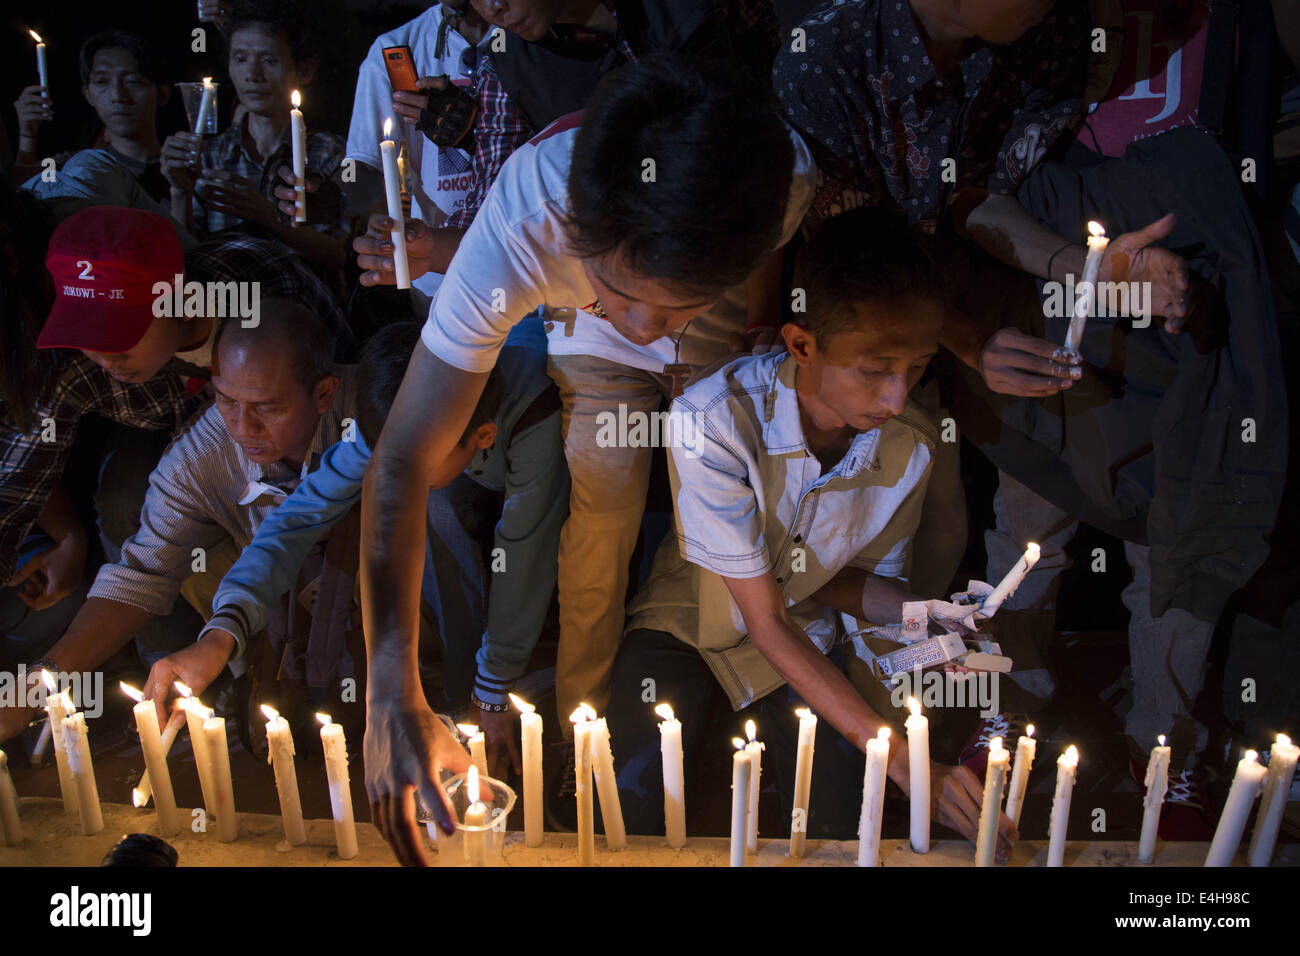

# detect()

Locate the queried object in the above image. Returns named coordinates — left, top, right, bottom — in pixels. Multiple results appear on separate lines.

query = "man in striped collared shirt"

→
left=0, top=299, right=353, bottom=743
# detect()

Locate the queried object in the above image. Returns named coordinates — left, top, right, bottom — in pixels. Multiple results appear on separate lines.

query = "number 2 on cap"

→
left=77, top=260, right=94, bottom=280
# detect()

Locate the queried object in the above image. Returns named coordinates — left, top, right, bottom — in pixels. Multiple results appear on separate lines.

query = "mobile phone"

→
left=383, top=46, right=419, bottom=93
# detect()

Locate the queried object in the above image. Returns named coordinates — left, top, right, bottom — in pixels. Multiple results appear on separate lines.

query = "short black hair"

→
left=565, top=54, right=795, bottom=300
left=356, top=322, right=505, bottom=448
left=791, top=207, right=944, bottom=348
left=227, top=0, right=317, bottom=69
left=79, top=31, right=170, bottom=88
left=212, top=297, right=336, bottom=393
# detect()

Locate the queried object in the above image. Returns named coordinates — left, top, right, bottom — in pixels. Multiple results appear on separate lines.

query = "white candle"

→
left=975, top=735, right=1010, bottom=866
left=1249, top=733, right=1300, bottom=867
left=1004, top=723, right=1037, bottom=828
left=262, top=705, right=306, bottom=846
left=1046, top=744, right=1079, bottom=867
left=317, top=713, right=358, bottom=860
left=463, top=764, right=489, bottom=867
left=744, top=719, right=763, bottom=854
left=857, top=727, right=891, bottom=868
left=730, top=738, right=751, bottom=867
left=1064, top=221, right=1109, bottom=352
left=457, top=723, right=488, bottom=778
left=42, top=673, right=78, bottom=815
left=133, top=711, right=185, bottom=808
left=981, top=542, right=1041, bottom=616
left=61, top=713, right=103, bottom=835
left=289, top=90, right=307, bottom=222
left=175, top=682, right=218, bottom=814
left=789, top=707, right=816, bottom=858
left=121, top=683, right=179, bottom=836
left=379, top=118, right=411, bottom=289
left=654, top=703, right=686, bottom=849
left=510, top=693, right=543, bottom=848
left=1138, top=734, right=1170, bottom=864
left=1205, top=748, right=1267, bottom=867
left=571, top=705, right=596, bottom=866
left=29, top=31, right=48, bottom=95
left=0, top=749, right=22, bottom=846
left=589, top=716, right=626, bottom=850
left=194, top=76, right=215, bottom=135
left=905, top=697, right=931, bottom=854
left=200, top=707, right=238, bottom=842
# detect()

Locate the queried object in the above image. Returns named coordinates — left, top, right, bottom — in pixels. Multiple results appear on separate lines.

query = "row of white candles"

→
left=6, top=670, right=1296, bottom=867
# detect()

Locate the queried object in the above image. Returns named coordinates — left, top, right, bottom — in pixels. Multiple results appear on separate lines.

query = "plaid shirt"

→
left=194, top=113, right=347, bottom=237
left=0, top=356, right=200, bottom=584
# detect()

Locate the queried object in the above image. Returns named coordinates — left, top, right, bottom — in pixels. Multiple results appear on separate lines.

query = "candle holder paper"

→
left=416, top=772, right=516, bottom=867
left=177, top=81, right=220, bottom=135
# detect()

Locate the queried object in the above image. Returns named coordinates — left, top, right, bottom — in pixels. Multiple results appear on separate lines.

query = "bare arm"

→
left=359, top=343, right=481, bottom=865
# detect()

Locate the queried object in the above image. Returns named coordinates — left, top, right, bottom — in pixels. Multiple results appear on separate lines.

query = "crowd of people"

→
left=1, top=0, right=1296, bottom=866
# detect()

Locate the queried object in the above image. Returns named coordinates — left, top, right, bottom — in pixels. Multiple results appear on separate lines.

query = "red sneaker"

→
left=959, top=713, right=1032, bottom=779
left=1130, top=759, right=1216, bottom=841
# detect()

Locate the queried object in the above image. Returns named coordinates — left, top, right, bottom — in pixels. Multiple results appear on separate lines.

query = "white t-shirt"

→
left=420, top=117, right=817, bottom=375
left=346, top=6, right=481, bottom=299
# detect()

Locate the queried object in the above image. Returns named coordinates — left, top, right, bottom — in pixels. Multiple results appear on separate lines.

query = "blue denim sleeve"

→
left=202, top=434, right=372, bottom=659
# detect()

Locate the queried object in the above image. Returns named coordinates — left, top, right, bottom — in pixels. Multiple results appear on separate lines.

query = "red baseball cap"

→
left=37, top=207, right=185, bottom=353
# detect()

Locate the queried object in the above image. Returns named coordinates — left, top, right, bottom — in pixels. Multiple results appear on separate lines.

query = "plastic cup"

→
left=177, top=81, right=219, bottom=135
left=418, top=772, right=516, bottom=867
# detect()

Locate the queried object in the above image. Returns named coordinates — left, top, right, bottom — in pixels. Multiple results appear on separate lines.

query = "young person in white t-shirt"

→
left=342, top=2, right=490, bottom=308
left=352, top=55, right=814, bottom=864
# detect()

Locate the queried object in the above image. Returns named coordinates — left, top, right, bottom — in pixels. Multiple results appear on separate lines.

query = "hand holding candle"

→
left=1064, top=221, right=1108, bottom=353
left=289, top=90, right=306, bottom=223
left=121, top=682, right=180, bottom=837
left=510, top=693, right=543, bottom=847
left=379, top=118, right=411, bottom=289
left=29, top=31, right=49, bottom=100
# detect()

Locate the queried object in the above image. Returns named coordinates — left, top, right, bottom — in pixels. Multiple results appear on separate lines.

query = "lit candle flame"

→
left=1242, top=749, right=1259, bottom=765
left=202, top=76, right=213, bottom=89
left=578, top=702, right=598, bottom=721
left=509, top=692, right=534, bottom=715
left=132, top=790, right=147, bottom=808
left=291, top=89, right=301, bottom=109
left=467, top=764, right=481, bottom=806
left=1063, top=744, right=1079, bottom=768
left=316, top=712, right=333, bottom=727
left=990, top=735, right=1004, bottom=754
left=732, top=738, right=746, bottom=750
left=174, top=680, right=193, bottom=698
left=1087, top=221, right=1106, bottom=237
left=119, top=681, right=143, bottom=703
left=41, top=669, right=56, bottom=693
left=1027, top=724, right=1036, bottom=738
left=457, top=723, right=481, bottom=739
left=1279, top=733, right=1292, bottom=749
left=1026, top=542, right=1041, bottom=559
left=29, top=30, right=43, bottom=43
left=383, top=117, right=393, bottom=139
left=745, top=719, right=756, bottom=743
left=261, top=704, right=279, bottom=721
left=794, top=707, right=813, bottom=721
left=907, top=697, right=921, bottom=719
left=193, top=703, right=214, bottom=720
left=1158, top=734, right=1166, bottom=747
left=655, top=703, right=675, bottom=721
left=569, top=706, right=590, bottom=725
left=876, top=726, right=891, bottom=741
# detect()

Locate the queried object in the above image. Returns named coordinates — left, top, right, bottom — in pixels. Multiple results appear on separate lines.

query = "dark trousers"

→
left=606, top=627, right=867, bottom=840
